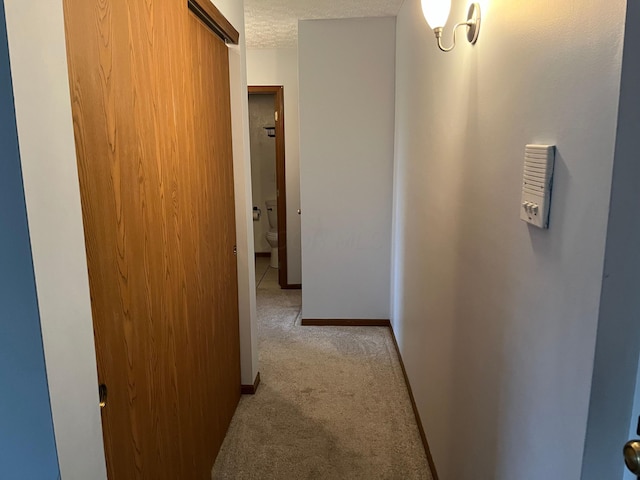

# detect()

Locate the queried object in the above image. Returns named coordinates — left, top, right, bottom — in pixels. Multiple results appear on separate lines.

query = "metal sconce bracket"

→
left=434, top=3, right=481, bottom=53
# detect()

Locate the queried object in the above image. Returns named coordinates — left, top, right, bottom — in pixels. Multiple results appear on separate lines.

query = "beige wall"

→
left=249, top=94, right=278, bottom=253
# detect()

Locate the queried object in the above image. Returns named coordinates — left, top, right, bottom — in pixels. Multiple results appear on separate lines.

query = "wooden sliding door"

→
left=63, top=0, right=240, bottom=478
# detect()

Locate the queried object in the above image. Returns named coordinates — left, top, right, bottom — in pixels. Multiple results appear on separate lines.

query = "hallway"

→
left=212, top=258, right=431, bottom=479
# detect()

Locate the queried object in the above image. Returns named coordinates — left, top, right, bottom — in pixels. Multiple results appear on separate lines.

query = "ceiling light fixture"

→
left=421, top=1, right=481, bottom=52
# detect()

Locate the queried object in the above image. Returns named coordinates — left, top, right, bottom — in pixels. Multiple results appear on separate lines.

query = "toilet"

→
left=265, top=199, right=278, bottom=269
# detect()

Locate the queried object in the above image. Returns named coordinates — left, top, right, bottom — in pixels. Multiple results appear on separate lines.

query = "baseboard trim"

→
left=241, top=372, right=261, bottom=395
left=301, top=319, right=391, bottom=327
left=282, top=283, right=301, bottom=290
left=388, top=325, right=440, bottom=480
left=255, top=252, right=270, bottom=258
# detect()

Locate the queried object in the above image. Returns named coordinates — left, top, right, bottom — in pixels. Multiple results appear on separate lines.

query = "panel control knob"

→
left=624, top=440, right=640, bottom=475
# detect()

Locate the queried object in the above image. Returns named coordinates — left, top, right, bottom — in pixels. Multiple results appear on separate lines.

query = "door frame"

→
left=248, top=85, right=294, bottom=289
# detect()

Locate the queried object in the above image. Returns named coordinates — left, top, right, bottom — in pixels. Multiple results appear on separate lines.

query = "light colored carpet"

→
left=212, top=260, right=432, bottom=479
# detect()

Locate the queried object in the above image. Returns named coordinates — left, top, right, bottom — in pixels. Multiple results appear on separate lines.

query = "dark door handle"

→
left=99, top=384, right=108, bottom=409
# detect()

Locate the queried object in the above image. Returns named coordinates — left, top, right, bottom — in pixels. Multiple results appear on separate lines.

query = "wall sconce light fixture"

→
left=421, top=1, right=481, bottom=52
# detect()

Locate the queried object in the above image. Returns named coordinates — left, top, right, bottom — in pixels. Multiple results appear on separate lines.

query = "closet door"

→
left=63, top=1, right=240, bottom=477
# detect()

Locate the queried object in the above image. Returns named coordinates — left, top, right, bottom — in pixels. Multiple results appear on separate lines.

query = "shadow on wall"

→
left=447, top=44, right=505, bottom=479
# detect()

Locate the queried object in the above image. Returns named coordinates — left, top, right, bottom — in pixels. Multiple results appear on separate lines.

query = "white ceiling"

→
left=244, top=0, right=405, bottom=49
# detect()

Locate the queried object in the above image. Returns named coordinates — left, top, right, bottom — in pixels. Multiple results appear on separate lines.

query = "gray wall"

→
left=392, top=0, right=627, bottom=478
left=624, top=354, right=640, bottom=480
left=582, top=1, right=640, bottom=478
left=0, top=1, right=59, bottom=477
left=299, top=17, right=396, bottom=320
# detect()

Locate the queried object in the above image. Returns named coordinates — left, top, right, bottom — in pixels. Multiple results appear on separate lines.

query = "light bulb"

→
left=421, top=0, right=452, bottom=30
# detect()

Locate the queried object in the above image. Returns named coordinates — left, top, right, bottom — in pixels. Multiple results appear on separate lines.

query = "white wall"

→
left=215, top=0, right=260, bottom=387
left=298, top=18, right=396, bottom=320
left=392, top=0, right=626, bottom=479
left=4, top=1, right=256, bottom=477
left=4, top=1, right=108, bottom=478
left=247, top=48, right=302, bottom=284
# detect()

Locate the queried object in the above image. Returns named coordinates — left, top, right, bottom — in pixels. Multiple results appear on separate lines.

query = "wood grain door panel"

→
left=63, top=1, right=240, bottom=478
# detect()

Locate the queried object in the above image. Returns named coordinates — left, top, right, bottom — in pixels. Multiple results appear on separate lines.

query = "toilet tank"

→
left=265, top=199, right=277, bottom=229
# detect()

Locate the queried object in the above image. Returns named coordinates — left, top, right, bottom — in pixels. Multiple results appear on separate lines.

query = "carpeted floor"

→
left=211, top=258, right=432, bottom=479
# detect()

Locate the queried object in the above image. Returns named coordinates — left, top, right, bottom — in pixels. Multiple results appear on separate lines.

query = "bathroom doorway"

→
left=248, top=86, right=290, bottom=289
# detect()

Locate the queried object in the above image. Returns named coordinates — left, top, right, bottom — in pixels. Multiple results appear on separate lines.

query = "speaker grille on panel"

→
left=523, top=145, right=554, bottom=193
left=521, top=144, right=556, bottom=229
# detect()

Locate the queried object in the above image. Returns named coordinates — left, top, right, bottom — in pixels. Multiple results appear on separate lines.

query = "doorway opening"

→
left=248, top=86, right=292, bottom=289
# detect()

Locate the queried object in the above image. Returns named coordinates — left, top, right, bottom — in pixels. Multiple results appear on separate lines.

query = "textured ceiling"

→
left=244, top=0, right=405, bottom=49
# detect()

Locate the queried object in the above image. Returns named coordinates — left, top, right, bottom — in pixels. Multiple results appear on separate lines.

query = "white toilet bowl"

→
left=265, top=199, right=278, bottom=269
left=266, top=230, right=278, bottom=269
